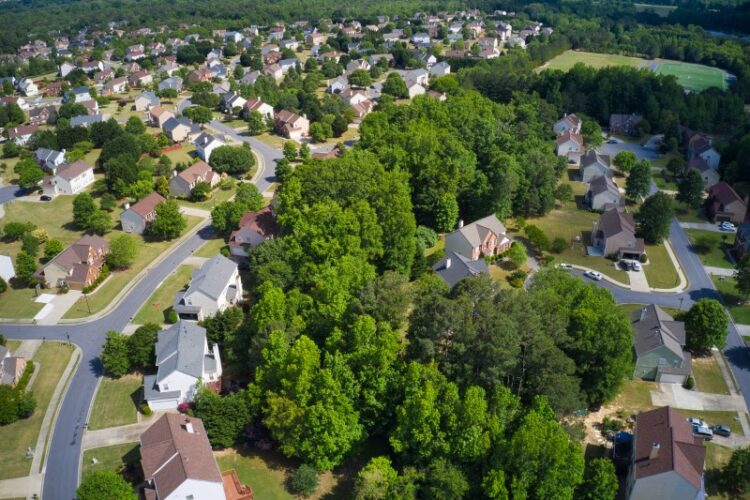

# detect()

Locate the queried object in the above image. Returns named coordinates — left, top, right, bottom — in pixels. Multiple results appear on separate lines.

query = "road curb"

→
left=77, top=373, right=104, bottom=486
left=569, top=264, right=631, bottom=289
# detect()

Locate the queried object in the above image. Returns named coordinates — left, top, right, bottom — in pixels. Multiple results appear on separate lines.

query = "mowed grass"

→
left=194, top=237, right=227, bottom=258
left=88, top=374, right=143, bottom=430
left=652, top=61, right=728, bottom=92
left=81, top=442, right=140, bottom=482
left=539, top=50, right=646, bottom=72
left=609, top=379, right=657, bottom=415
left=643, top=243, right=680, bottom=289
left=711, top=275, right=750, bottom=324
left=691, top=354, right=731, bottom=395
left=133, top=265, right=195, bottom=325
left=685, top=229, right=734, bottom=268
left=0, top=342, right=75, bottom=480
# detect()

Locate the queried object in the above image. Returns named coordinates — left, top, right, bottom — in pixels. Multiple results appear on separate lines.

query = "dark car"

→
left=712, top=424, right=731, bottom=437
left=40, top=195, right=52, bottom=201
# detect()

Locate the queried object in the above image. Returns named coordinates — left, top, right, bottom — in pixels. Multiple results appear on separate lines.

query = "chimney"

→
left=458, top=219, right=464, bottom=229
left=124, top=202, right=130, bottom=210
left=650, top=442, right=660, bottom=460
left=185, top=421, right=194, bottom=434
left=172, top=170, right=178, bottom=178
left=640, top=307, right=647, bottom=322
left=445, top=257, right=451, bottom=269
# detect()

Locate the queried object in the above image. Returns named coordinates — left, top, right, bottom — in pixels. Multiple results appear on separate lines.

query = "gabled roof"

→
left=449, top=214, right=507, bottom=248
left=597, top=208, right=635, bottom=238
left=556, top=113, right=581, bottom=129
left=580, top=150, right=610, bottom=169
left=140, top=413, right=222, bottom=499
left=633, top=406, right=705, bottom=491
left=181, top=255, right=238, bottom=302
left=588, top=175, right=619, bottom=198
left=556, top=130, right=583, bottom=146
left=632, top=305, right=686, bottom=358
left=154, top=321, right=209, bottom=381
left=709, top=181, right=744, bottom=207
left=432, top=251, right=488, bottom=287
left=55, top=160, right=93, bottom=180
left=175, top=160, right=215, bottom=185
left=127, top=192, right=165, bottom=218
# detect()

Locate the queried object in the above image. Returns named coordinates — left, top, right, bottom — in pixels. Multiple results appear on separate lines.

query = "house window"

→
left=657, top=358, right=666, bottom=366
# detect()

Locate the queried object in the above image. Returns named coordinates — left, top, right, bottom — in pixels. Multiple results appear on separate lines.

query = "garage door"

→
left=148, top=398, right=178, bottom=411
left=657, top=373, right=686, bottom=384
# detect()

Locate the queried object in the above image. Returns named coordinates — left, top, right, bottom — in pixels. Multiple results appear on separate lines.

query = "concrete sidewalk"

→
left=0, top=473, right=43, bottom=499
left=14, top=339, right=42, bottom=359
left=679, top=222, right=724, bottom=232
left=35, top=291, right=83, bottom=325
left=650, top=384, right=748, bottom=412
left=82, top=414, right=172, bottom=450
left=705, top=266, right=735, bottom=277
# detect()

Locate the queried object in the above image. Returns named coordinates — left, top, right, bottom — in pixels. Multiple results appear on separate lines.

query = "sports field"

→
left=539, top=50, right=729, bottom=92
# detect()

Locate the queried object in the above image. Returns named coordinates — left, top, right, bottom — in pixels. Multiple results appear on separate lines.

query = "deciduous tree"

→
left=76, top=470, right=135, bottom=500
left=685, top=299, right=728, bottom=351
left=636, top=192, right=674, bottom=244
left=149, top=200, right=186, bottom=240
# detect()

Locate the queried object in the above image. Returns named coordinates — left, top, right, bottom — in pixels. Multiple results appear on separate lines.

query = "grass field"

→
left=711, top=275, right=750, bottom=324
left=194, top=238, right=227, bottom=258
left=685, top=229, right=734, bottom=268
left=88, top=374, right=143, bottom=430
left=81, top=442, right=141, bottom=485
left=643, top=243, right=680, bottom=289
left=133, top=265, right=194, bottom=325
left=691, top=355, right=731, bottom=395
left=539, top=50, right=729, bottom=92
left=0, top=342, right=75, bottom=480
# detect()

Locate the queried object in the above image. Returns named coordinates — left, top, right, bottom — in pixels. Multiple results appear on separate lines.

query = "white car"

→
left=687, top=417, right=707, bottom=428
left=556, top=263, right=573, bottom=270
left=719, top=222, right=736, bottom=232
left=584, top=270, right=602, bottom=281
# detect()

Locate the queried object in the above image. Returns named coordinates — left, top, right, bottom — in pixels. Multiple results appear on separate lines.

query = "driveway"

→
left=598, top=137, right=661, bottom=162
left=627, top=269, right=650, bottom=292
left=679, top=222, right=725, bottom=233
left=650, top=384, right=748, bottom=412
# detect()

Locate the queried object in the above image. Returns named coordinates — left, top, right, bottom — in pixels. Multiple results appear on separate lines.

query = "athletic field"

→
left=538, top=50, right=730, bottom=92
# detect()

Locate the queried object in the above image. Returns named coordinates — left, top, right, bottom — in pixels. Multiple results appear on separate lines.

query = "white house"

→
left=141, top=413, right=229, bottom=500
left=219, top=92, right=247, bottom=114
left=134, top=90, right=160, bottom=111
left=553, top=113, right=582, bottom=136
left=406, top=81, right=426, bottom=99
left=242, top=98, right=274, bottom=121
left=17, top=78, right=38, bottom=97
left=144, top=321, right=223, bottom=410
left=43, top=160, right=95, bottom=196
left=173, top=255, right=243, bottom=321
left=430, top=61, right=451, bottom=77
left=555, top=131, right=584, bottom=161
left=193, top=133, right=225, bottom=163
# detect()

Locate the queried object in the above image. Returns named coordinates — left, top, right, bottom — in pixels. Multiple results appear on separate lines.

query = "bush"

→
left=177, top=402, right=190, bottom=413
left=289, top=464, right=319, bottom=497
left=602, top=416, right=623, bottom=433
left=82, top=265, right=109, bottom=293
left=140, top=402, right=153, bottom=416
left=507, top=270, right=527, bottom=288
left=3, top=221, right=36, bottom=241
left=639, top=253, right=648, bottom=263
left=415, top=225, right=438, bottom=249
left=683, top=375, right=695, bottom=390
left=166, top=309, right=178, bottom=324
left=0, top=277, right=6, bottom=294
left=550, top=237, right=567, bottom=254
left=15, top=361, right=35, bottom=392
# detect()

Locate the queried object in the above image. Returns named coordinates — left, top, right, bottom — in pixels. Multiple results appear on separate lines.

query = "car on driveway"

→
left=40, top=195, right=52, bottom=201
left=584, top=270, right=602, bottom=281
left=607, top=138, right=618, bottom=144
left=711, top=424, right=731, bottom=437
left=719, top=222, right=736, bottom=232
left=692, top=425, right=714, bottom=440
left=619, top=260, right=642, bottom=271
left=687, top=417, right=708, bottom=427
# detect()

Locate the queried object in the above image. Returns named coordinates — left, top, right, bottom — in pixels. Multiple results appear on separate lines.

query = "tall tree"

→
left=107, top=234, right=138, bottom=269
left=684, top=299, right=728, bottom=352
left=101, top=331, right=131, bottom=378
left=576, top=458, right=618, bottom=500
left=149, top=200, right=186, bottom=240
left=636, top=192, right=675, bottom=244
left=676, top=168, right=704, bottom=209
left=76, top=470, right=135, bottom=500
left=613, top=151, right=637, bottom=174
left=625, top=161, right=652, bottom=200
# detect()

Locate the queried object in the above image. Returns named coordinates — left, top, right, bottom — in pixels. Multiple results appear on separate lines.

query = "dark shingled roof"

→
left=432, top=251, right=488, bottom=288
left=632, top=305, right=686, bottom=358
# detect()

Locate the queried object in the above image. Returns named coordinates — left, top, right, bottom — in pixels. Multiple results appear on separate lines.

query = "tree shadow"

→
left=130, top=385, right=143, bottom=412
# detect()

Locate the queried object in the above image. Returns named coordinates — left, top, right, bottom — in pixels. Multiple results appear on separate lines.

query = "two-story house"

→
left=632, top=305, right=691, bottom=384
left=579, top=150, right=612, bottom=183
left=0, top=345, right=27, bottom=387
left=42, top=160, right=95, bottom=196
left=120, top=192, right=166, bottom=234
left=275, top=110, right=309, bottom=140
left=168, top=161, right=219, bottom=197
left=705, top=181, right=747, bottom=224
left=34, top=235, right=108, bottom=290
left=228, top=207, right=280, bottom=257
left=193, top=133, right=225, bottom=163
left=444, top=214, right=512, bottom=263
left=591, top=208, right=645, bottom=260
left=586, top=175, right=622, bottom=211
left=173, top=255, right=243, bottom=321
left=553, top=113, right=582, bottom=136
left=555, top=130, right=584, bottom=163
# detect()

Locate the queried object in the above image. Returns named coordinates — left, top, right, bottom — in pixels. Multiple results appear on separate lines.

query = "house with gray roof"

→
left=144, top=321, right=222, bottom=411
left=34, top=148, right=66, bottom=173
left=579, top=150, right=612, bottom=183
left=134, top=90, right=160, bottom=111
left=590, top=208, right=645, bottom=259
left=432, top=251, right=489, bottom=288
left=585, top=175, right=622, bottom=211
left=158, top=75, right=183, bottom=92
left=445, top=214, right=512, bottom=262
left=632, top=305, right=691, bottom=384
left=70, top=114, right=107, bottom=128
left=173, top=255, right=243, bottom=321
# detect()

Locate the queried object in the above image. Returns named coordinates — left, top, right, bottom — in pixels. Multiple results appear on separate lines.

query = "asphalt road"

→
left=578, top=218, right=750, bottom=415
left=0, top=185, right=24, bottom=205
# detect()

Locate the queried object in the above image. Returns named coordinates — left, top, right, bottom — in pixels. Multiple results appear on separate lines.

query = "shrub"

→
left=507, top=270, right=527, bottom=288
left=177, top=402, right=190, bottom=413
left=166, top=309, right=178, bottom=324
left=415, top=225, right=438, bottom=250
left=639, top=253, right=648, bottom=263
left=0, top=277, right=6, bottom=294
left=550, top=237, right=567, bottom=254
left=602, top=416, right=623, bottom=433
left=140, top=402, right=153, bottom=416
left=15, top=361, right=35, bottom=392
left=289, top=464, right=319, bottom=497
left=683, top=375, right=695, bottom=390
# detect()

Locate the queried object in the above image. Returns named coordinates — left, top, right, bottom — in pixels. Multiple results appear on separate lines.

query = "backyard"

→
left=88, top=374, right=143, bottom=430
left=685, top=229, right=734, bottom=268
left=0, top=342, right=75, bottom=480
left=81, top=442, right=141, bottom=484
left=133, top=265, right=194, bottom=325
left=538, top=50, right=646, bottom=72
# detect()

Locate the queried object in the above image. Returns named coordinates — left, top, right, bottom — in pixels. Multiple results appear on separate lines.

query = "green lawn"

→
left=711, top=275, right=750, bottom=324
left=162, top=144, right=197, bottom=165
left=539, top=50, right=646, bottom=72
left=194, top=238, right=228, bottom=258
left=685, top=229, right=734, bottom=269
left=64, top=215, right=203, bottom=319
left=653, top=170, right=679, bottom=191
left=0, top=342, right=75, bottom=480
left=5, top=340, right=22, bottom=352
left=177, top=183, right=236, bottom=210
left=0, top=287, right=46, bottom=319
left=609, top=379, right=657, bottom=415
left=674, top=409, right=744, bottom=436
left=675, top=202, right=709, bottom=224
left=644, top=243, right=680, bottom=289
left=216, top=449, right=294, bottom=500
left=652, top=60, right=728, bottom=92
left=88, top=374, right=143, bottom=430
left=81, top=442, right=141, bottom=484
left=691, top=354, right=730, bottom=395
left=133, top=265, right=194, bottom=325
left=254, top=133, right=297, bottom=150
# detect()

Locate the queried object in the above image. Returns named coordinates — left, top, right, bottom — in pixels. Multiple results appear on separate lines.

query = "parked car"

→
left=711, top=424, right=731, bottom=437
left=687, top=417, right=708, bottom=427
left=584, top=270, right=602, bottom=281
left=40, top=195, right=52, bottom=201
left=619, top=260, right=642, bottom=271
left=692, top=425, right=714, bottom=440
left=607, top=138, right=618, bottom=144
left=719, top=222, right=736, bottom=232
left=555, top=263, right=573, bottom=270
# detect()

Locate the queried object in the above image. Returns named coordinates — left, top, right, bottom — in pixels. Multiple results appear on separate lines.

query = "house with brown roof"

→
left=555, top=130, right=584, bottom=163
left=120, top=192, right=166, bottom=234
left=149, top=106, right=175, bottom=128
left=7, top=125, right=38, bottom=146
left=590, top=208, right=645, bottom=259
left=29, top=105, right=57, bottom=126
left=128, top=70, right=153, bottom=88
left=626, top=406, right=705, bottom=500
left=169, top=161, right=219, bottom=197
left=140, top=413, right=228, bottom=499
left=228, top=207, right=280, bottom=257
left=42, top=160, right=95, bottom=196
left=35, top=235, right=108, bottom=290
left=242, top=98, right=274, bottom=121
left=188, top=66, right=213, bottom=83
left=102, top=76, right=128, bottom=96
left=579, top=150, right=612, bottom=183
left=632, top=305, right=691, bottom=384
left=274, top=110, right=309, bottom=140
left=0, top=345, right=27, bottom=387
left=705, top=181, right=747, bottom=224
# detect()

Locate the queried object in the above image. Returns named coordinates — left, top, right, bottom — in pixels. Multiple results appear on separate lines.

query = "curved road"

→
left=0, top=134, right=280, bottom=499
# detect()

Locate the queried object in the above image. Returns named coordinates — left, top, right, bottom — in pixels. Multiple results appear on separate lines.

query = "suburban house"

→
left=169, top=161, right=219, bottom=197
left=120, top=192, right=166, bottom=234
left=7, top=125, right=39, bottom=146
left=173, top=255, right=243, bottom=321
left=193, top=133, right=225, bottom=162
left=34, top=235, right=108, bottom=290
left=684, top=129, right=720, bottom=170
left=163, top=117, right=201, bottom=143
left=687, top=157, right=719, bottom=189
left=553, top=113, right=582, bottom=136
left=406, top=81, right=426, bottom=99
left=430, top=61, right=451, bottom=77
left=128, top=70, right=153, bottom=88
left=71, top=114, right=107, bottom=128
left=17, top=78, right=38, bottom=97
left=219, top=92, right=247, bottom=114
left=579, top=150, right=612, bottom=183
left=328, top=75, right=348, bottom=94
left=632, top=305, right=691, bottom=384
left=586, top=175, right=622, bottom=211
left=351, top=99, right=375, bottom=119
left=228, top=207, right=280, bottom=257
left=242, top=98, right=274, bottom=121
left=626, top=406, right=705, bottom=500
left=144, top=322, right=223, bottom=410
left=188, top=66, right=213, bottom=83
left=590, top=208, right=645, bottom=260
left=705, top=181, right=747, bottom=224
left=555, top=131, right=584, bottom=162
left=432, top=251, right=489, bottom=288
left=102, top=77, right=128, bottom=95
left=64, top=86, right=93, bottom=103
left=609, top=113, right=643, bottom=136
left=0, top=254, right=15, bottom=282
left=134, top=90, right=160, bottom=111
left=28, top=105, right=57, bottom=126
left=140, top=413, right=248, bottom=500
left=0, top=345, right=27, bottom=387
left=34, top=148, right=66, bottom=173
left=275, top=110, right=310, bottom=140
left=149, top=106, right=175, bottom=128
left=445, top=214, right=512, bottom=262
left=158, top=76, right=184, bottom=92
left=733, top=222, right=750, bottom=261
left=42, top=160, right=95, bottom=196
